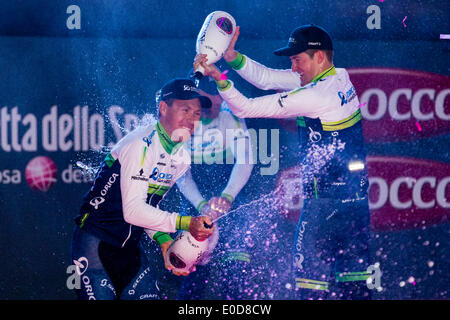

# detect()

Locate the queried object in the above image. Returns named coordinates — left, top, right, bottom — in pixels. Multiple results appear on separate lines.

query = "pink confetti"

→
left=358, top=102, right=367, bottom=108
left=416, top=122, right=422, bottom=131
left=402, top=16, right=407, bottom=27
left=220, top=69, right=229, bottom=80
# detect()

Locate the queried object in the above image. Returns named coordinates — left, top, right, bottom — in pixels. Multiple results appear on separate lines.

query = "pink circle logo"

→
left=25, top=156, right=58, bottom=192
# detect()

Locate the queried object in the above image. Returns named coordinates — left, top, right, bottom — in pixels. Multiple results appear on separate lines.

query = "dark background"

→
left=0, top=0, right=448, bottom=299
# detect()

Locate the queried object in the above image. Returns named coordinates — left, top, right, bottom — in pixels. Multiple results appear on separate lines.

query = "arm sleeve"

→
left=222, top=115, right=254, bottom=200
left=176, top=168, right=206, bottom=211
left=228, top=52, right=301, bottom=91
left=119, top=138, right=179, bottom=233
left=144, top=229, right=173, bottom=245
left=218, top=80, right=329, bottom=119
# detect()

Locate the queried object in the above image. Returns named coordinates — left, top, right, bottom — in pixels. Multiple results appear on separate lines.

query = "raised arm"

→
left=223, top=26, right=301, bottom=91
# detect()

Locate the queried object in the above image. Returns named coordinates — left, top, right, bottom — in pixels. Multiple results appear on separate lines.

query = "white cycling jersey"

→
left=217, top=53, right=368, bottom=199
left=76, top=121, right=191, bottom=248
left=219, top=53, right=361, bottom=127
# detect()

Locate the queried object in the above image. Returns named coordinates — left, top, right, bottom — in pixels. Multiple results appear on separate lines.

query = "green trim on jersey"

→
left=296, top=117, right=306, bottom=127
left=295, top=278, right=329, bottom=291
left=200, top=117, right=215, bottom=125
left=216, top=79, right=232, bottom=92
left=196, top=200, right=208, bottom=213
left=156, top=121, right=183, bottom=155
left=221, top=193, right=234, bottom=203
left=141, top=146, right=148, bottom=167
left=336, top=271, right=372, bottom=282
left=224, top=251, right=251, bottom=263
left=322, top=109, right=361, bottom=131
left=153, top=231, right=173, bottom=246
left=227, top=52, right=246, bottom=70
left=176, top=215, right=192, bottom=231
left=312, top=65, right=336, bottom=82
left=148, top=184, right=170, bottom=197
left=289, top=86, right=307, bottom=96
left=289, top=67, right=335, bottom=97
left=79, top=213, right=89, bottom=228
left=105, top=153, right=116, bottom=168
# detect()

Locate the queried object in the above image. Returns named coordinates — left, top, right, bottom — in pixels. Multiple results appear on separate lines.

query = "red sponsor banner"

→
left=348, top=68, right=450, bottom=142
left=367, top=156, right=449, bottom=231
left=274, top=156, right=450, bottom=231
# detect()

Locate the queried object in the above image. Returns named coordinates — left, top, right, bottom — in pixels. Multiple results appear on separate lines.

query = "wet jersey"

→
left=220, top=53, right=368, bottom=199
left=75, top=122, right=191, bottom=248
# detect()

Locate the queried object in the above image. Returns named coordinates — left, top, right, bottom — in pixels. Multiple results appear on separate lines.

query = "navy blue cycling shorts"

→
left=70, top=226, right=161, bottom=300
left=292, top=197, right=372, bottom=299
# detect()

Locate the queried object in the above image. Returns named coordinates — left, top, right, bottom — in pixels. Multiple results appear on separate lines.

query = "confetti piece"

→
left=415, top=121, right=422, bottom=131
left=313, top=177, right=318, bottom=199
left=440, top=34, right=450, bottom=40
left=402, top=16, right=407, bottom=27
left=220, top=69, right=229, bottom=80
left=358, top=102, right=367, bottom=108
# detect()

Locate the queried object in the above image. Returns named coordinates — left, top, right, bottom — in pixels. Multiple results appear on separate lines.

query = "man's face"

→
left=290, top=52, right=320, bottom=85
left=198, top=89, right=221, bottom=119
left=160, top=98, right=202, bottom=142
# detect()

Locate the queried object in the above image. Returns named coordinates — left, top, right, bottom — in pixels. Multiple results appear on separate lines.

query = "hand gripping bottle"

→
left=165, top=221, right=214, bottom=273
left=194, top=11, right=236, bottom=79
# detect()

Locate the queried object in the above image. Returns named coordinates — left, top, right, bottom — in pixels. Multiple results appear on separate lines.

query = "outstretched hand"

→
left=189, top=215, right=215, bottom=241
left=160, top=240, right=193, bottom=276
left=193, top=54, right=222, bottom=81
left=208, top=196, right=232, bottom=218
left=223, top=26, right=240, bottom=62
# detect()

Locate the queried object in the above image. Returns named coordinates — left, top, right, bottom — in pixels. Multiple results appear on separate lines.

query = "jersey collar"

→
left=312, top=65, right=336, bottom=83
left=156, top=121, right=183, bottom=154
left=200, top=117, right=215, bottom=125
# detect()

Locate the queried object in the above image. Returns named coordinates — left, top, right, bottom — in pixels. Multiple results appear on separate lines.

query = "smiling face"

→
left=159, top=98, right=202, bottom=142
left=289, top=50, right=332, bottom=85
left=289, top=52, right=320, bottom=85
